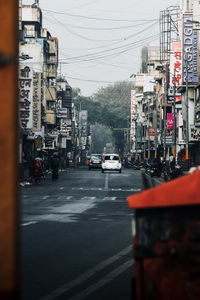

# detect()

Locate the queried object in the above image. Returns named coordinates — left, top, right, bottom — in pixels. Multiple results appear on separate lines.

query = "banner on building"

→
left=32, top=72, right=41, bottom=131
left=167, top=113, right=174, bottom=129
left=182, top=13, right=199, bottom=85
left=131, top=90, right=137, bottom=121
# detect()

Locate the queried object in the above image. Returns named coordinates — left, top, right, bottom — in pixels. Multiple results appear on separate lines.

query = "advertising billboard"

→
left=182, top=13, right=199, bottom=85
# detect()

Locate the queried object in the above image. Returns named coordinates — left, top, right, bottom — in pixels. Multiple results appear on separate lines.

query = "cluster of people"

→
left=32, top=152, right=60, bottom=184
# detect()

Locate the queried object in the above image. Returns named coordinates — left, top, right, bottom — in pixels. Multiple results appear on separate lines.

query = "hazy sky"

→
left=23, top=0, right=178, bottom=96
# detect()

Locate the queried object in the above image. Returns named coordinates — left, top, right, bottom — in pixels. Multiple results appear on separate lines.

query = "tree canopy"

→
left=72, top=81, right=135, bottom=155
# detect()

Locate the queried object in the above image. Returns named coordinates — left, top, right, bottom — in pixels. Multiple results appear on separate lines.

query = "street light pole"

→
left=133, top=115, right=138, bottom=160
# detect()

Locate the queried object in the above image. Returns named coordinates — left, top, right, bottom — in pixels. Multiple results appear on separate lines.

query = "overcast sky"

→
left=23, top=0, right=178, bottom=96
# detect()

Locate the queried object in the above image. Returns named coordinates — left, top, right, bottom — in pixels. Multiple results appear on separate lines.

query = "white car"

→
left=101, top=154, right=122, bottom=173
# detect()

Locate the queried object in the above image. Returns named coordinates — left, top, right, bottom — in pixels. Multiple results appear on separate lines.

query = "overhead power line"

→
left=44, top=19, right=156, bottom=31
left=59, top=33, right=159, bottom=63
left=64, top=75, right=114, bottom=84
left=43, top=8, right=158, bottom=23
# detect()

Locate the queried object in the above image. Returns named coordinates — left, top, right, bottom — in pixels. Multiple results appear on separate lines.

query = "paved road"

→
left=20, top=167, right=147, bottom=300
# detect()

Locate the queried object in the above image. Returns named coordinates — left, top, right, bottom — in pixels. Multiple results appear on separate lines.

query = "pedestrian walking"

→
left=33, top=157, right=43, bottom=184
left=51, top=153, right=59, bottom=180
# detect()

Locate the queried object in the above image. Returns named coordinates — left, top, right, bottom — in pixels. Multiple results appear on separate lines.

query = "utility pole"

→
left=154, top=94, right=158, bottom=159
left=126, top=116, right=130, bottom=154
left=185, top=51, right=189, bottom=168
left=148, top=97, right=151, bottom=159
left=79, top=105, right=82, bottom=165
left=163, top=78, right=167, bottom=160
left=173, top=68, right=176, bottom=161
left=133, top=115, right=138, bottom=160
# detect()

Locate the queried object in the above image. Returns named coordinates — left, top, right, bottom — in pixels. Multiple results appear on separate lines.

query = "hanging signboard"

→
left=168, top=41, right=182, bottom=103
left=57, top=108, right=68, bottom=118
left=190, top=126, right=200, bottom=141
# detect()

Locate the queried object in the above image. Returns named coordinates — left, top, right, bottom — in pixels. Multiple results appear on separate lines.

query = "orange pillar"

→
left=0, top=1, right=19, bottom=299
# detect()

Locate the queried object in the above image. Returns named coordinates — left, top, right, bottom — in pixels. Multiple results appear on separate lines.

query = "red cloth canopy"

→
left=127, top=170, right=200, bottom=209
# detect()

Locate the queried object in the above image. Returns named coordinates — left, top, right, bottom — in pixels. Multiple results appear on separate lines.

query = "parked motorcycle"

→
left=133, top=161, right=141, bottom=170
left=150, top=164, right=162, bottom=177
left=149, top=159, right=162, bottom=177
left=169, top=163, right=183, bottom=180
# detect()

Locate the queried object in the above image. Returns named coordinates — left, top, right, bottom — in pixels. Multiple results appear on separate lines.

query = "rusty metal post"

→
left=0, top=1, right=19, bottom=299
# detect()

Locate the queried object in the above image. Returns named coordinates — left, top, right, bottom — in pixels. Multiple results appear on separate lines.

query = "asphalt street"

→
left=20, top=167, right=157, bottom=300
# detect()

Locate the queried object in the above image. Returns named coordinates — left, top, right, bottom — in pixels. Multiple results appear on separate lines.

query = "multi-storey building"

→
left=131, top=46, right=161, bottom=160
left=132, top=1, right=200, bottom=168
left=56, top=78, right=75, bottom=166
left=19, top=1, right=59, bottom=179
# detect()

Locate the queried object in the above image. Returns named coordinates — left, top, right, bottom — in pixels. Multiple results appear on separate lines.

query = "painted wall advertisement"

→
left=182, top=13, right=199, bottom=85
left=19, top=65, right=33, bottom=130
left=19, top=43, right=43, bottom=131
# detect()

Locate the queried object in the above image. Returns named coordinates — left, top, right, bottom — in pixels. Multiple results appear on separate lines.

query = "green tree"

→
left=91, top=81, right=134, bottom=154
left=72, top=81, right=134, bottom=155
left=91, top=124, right=115, bottom=154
